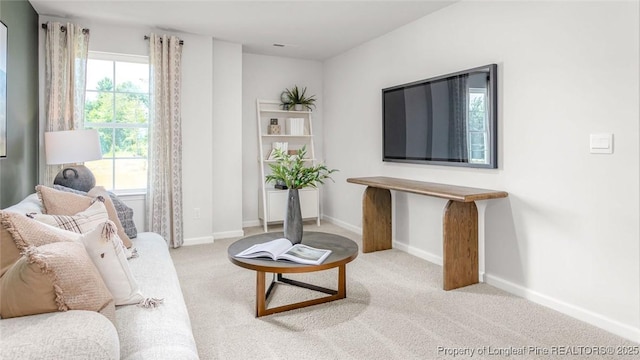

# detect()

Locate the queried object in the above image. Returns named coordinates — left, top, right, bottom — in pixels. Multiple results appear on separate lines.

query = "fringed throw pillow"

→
left=1, top=226, right=22, bottom=278
left=0, top=242, right=115, bottom=322
left=1, top=210, right=78, bottom=276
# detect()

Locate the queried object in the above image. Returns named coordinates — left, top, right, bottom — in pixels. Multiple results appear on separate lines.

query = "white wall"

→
left=241, top=54, right=323, bottom=226
left=38, top=16, right=243, bottom=245
left=323, top=1, right=640, bottom=341
left=212, top=40, right=244, bottom=239
left=181, top=32, right=215, bottom=244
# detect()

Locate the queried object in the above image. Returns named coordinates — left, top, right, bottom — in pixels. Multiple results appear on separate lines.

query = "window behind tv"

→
left=382, top=64, right=497, bottom=169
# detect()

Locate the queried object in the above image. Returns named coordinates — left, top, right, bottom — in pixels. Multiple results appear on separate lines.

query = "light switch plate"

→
left=590, top=133, right=613, bottom=154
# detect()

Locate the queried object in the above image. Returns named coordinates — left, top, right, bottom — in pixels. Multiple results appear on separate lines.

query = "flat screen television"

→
left=382, top=64, right=498, bottom=168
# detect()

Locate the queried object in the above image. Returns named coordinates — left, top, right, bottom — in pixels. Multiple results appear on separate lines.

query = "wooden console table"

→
left=347, top=176, right=508, bottom=291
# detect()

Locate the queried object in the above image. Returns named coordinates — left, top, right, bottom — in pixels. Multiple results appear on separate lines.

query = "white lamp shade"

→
left=45, top=129, right=103, bottom=165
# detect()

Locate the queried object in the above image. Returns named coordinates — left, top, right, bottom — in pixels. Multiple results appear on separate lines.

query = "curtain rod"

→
left=144, top=35, right=184, bottom=46
left=41, top=23, right=89, bottom=34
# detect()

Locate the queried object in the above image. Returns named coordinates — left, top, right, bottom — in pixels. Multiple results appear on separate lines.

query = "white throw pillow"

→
left=79, top=220, right=144, bottom=306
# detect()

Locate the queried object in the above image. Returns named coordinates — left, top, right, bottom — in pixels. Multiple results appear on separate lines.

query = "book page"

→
left=278, top=244, right=331, bottom=265
left=236, top=238, right=293, bottom=260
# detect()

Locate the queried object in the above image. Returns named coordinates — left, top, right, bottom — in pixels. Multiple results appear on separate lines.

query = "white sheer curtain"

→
left=147, top=33, right=184, bottom=248
left=43, top=22, right=90, bottom=185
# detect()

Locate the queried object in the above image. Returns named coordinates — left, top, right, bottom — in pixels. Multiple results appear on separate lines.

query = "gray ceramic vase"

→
left=284, top=188, right=303, bottom=244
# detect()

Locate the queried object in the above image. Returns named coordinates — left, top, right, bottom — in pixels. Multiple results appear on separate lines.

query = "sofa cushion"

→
left=0, top=310, right=120, bottom=360
left=4, top=193, right=43, bottom=214
left=29, top=198, right=109, bottom=233
left=54, top=184, right=138, bottom=239
left=0, top=242, right=114, bottom=320
left=37, top=185, right=133, bottom=249
left=117, top=232, right=198, bottom=360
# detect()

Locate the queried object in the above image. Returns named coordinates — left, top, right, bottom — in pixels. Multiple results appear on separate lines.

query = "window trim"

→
left=89, top=51, right=148, bottom=64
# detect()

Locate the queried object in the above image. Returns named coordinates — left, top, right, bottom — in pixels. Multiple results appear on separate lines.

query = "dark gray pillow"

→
left=53, top=185, right=138, bottom=239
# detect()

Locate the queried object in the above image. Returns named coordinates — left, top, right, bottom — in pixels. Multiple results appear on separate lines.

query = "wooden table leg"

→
left=337, top=265, right=346, bottom=299
left=362, top=186, right=392, bottom=253
left=254, top=267, right=349, bottom=317
left=442, top=200, right=479, bottom=290
left=256, top=271, right=266, bottom=317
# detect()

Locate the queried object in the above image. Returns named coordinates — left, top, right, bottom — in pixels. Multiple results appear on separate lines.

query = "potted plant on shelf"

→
left=280, top=85, right=316, bottom=111
left=265, top=145, right=337, bottom=244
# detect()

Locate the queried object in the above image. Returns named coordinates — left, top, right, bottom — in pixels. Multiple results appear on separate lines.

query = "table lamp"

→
left=45, top=129, right=102, bottom=192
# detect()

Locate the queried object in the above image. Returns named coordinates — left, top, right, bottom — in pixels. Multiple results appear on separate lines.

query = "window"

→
left=84, top=52, right=149, bottom=192
left=467, top=88, right=489, bottom=164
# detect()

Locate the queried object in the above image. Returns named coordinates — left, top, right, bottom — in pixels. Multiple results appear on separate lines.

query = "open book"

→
left=235, top=238, right=332, bottom=265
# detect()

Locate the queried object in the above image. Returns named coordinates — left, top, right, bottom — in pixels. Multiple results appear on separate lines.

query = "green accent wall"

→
left=0, top=0, right=38, bottom=208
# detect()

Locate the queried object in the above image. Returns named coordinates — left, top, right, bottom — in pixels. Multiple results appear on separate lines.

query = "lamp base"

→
left=53, top=165, right=96, bottom=192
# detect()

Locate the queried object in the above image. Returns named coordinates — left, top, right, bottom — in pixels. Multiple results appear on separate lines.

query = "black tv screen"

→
left=383, top=64, right=497, bottom=168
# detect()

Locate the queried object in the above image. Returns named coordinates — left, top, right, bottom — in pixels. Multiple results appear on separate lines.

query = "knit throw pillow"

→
left=1, top=210, right=79, bottom=277
left=0, top=242, right=115, bottom=321
left=1, top=226, right=22, bottom=278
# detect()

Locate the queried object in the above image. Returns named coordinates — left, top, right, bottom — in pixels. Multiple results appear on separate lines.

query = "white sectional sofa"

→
left=0, top=194, right=199, bottom=359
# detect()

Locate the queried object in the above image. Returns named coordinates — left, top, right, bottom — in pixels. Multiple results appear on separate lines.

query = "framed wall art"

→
left=0, top=21, right=6, bottom=158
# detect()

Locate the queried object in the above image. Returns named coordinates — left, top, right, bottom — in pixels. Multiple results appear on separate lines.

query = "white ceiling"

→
left=29, top=0, right=456, bottom=60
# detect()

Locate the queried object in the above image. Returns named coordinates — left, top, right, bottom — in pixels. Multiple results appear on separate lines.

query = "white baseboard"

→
left=323, top=215, right=445, bottom=266
left=184, top=230, right=243, bottom=245
left=243, top=219, right=261, bottom=228
left=484, top=274, right=640, bottom=343
left=213, top=230, right=244, bottom=239
left=391, top=241, right=484, bottom=282
left=324, top=215, right=636, bottom=341
left=392, top=241, right=443, bottom=267
left=183, top=236, right=214, bottom=246
left=322, top=215, right=362, bottom=234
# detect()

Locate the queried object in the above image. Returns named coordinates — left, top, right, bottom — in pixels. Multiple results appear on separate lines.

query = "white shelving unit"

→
left=256, top=99, right=320, bottom=232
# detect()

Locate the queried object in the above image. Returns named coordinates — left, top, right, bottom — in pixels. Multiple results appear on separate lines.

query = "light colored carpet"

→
left=170, top=222, right=635, bottom=359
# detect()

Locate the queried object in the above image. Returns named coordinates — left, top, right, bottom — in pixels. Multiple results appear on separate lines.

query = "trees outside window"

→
left=467, top=88, right=489, bottom=164
left=84, top=53, right=149, bottom=191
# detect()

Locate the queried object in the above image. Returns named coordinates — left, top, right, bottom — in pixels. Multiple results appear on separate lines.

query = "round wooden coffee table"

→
left=228, top=231, right=358, bottom=317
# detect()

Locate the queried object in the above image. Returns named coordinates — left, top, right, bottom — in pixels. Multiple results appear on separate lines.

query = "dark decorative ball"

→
left=53, top=165, right=96, bottom=192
